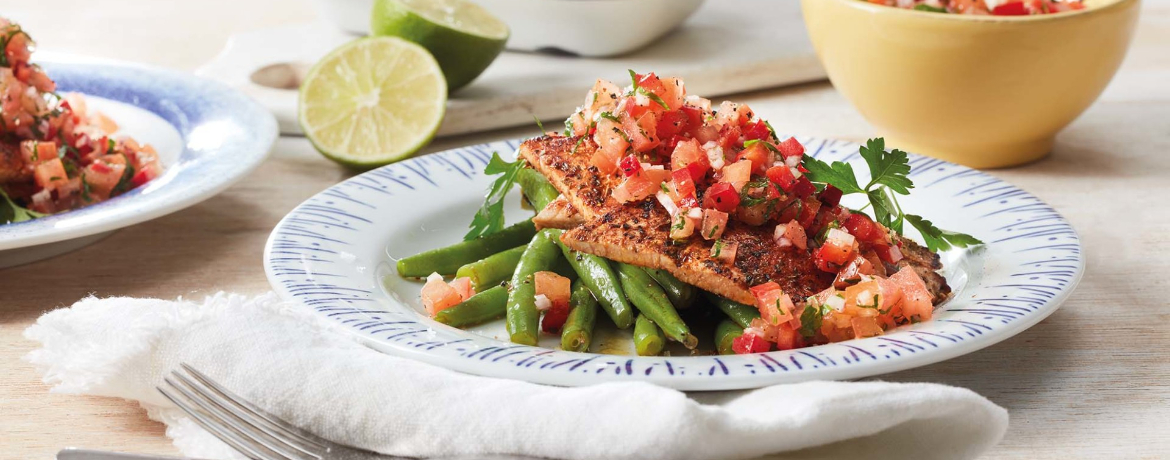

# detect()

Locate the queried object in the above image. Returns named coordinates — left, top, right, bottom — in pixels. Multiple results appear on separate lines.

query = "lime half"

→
left=299, top=37, right=447, bottom=168
left=371, top=0, right=509, bottom=91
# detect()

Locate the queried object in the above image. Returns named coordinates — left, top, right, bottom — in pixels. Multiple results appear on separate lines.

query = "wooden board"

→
left=195, top=0, right=825, bottom=136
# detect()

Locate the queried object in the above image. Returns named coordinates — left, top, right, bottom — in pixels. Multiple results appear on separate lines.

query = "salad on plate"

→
left=1, top=17, right=162, bottom=224
left=396, top=72, right=981, bottom=356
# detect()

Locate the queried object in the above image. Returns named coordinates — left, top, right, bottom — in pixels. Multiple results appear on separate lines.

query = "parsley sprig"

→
left=801, top=138, right=982, bottom=252
left=1, top=188, right=44, bottom=224
left=464, top=152, right=524, bottom=241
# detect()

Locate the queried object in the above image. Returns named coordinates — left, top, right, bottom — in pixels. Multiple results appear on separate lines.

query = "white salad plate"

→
left=0, top=55, right=277, bottom=268
left=264, top=136, right=1083, bottom=390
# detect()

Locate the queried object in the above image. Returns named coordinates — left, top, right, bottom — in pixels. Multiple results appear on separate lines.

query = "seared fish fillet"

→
left=0, top=140, right=29, bottom=185
left=533, top=195, right=584, bottom=230
left=520, top=135, right=831, bottom=304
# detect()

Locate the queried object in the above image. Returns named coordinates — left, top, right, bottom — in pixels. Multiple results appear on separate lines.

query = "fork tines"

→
left=157, top=364, right=329, bottom=460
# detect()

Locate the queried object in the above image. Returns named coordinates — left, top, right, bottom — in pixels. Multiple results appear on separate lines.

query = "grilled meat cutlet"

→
left=533, top=195, right=584, bottom=230
left=0, top=140, right=29, bottom=185
left=518, top=134, right=951, bottom=306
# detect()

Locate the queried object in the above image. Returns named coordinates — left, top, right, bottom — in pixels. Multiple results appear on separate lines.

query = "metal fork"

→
left=157, top=364, right=531, bottom=460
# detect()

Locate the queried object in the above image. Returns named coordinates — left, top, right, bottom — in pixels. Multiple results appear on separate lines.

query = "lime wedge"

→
left=371, top=0, right=509, bottom=91
left=298, top=37, right=447, bottom=168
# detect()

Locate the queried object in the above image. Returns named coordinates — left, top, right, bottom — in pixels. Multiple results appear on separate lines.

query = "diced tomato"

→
left=717, top=125, right=742, bottom=150
left=703, top=182, right=741, bottom=212
left=534, top=271, right=571, bottom=307
left=850, top=317, right=884, bottom=339
left=542, top=301, right=571, bottom=334
left=624, top=111, right=660, bottom=152
left=875, top=276, right=904, bottom=311
left=750, top=282, right=796, bottom=326
left=777, top=137, right=805, bottom=158
left=83, top=159, right=127, bottom=199
left=818, top=185, right=843, bottom=207
left=624, top=95, right=651, bottom=120
left=449, top=277, right=475, bottom=301
left=613, top=168, right=671, bottom=204
left=130, top=168, right=157, bottom=187
left=873, top=242, right=904, bottom=264
left=701, top=209, right=728, bottom=240
left=714, top=101, right=753, bottom=130
left=670, top=139, right=710, bottom=184
left=719, top=159, right=752, bottom=192
left=742, top=120, right=772, bottom=142
left=657, top=75, right=686, bottom=110
left=619, top=154, right=642, bottom=177
left=889, top=267, right=933, bottom=321
left=797, top=197, right=821, bottom=229
left=656, top=110, right=689, bottom=141
left=834, top=255, right=876, bottom=289
left=568, top=111, right=589, bottom=137
left=736, top=142, right=771, bottom=175
left=992, top=1, right=1029, bottom=15
left=667, top=168, right=696, bottom=203
left=843, top=213, right=880, bottom=242
left=732, top=332, right=772, bottom=354
left=680, top=106, right=704, bottom=134
left=593, top=118, right=628, bottom=174
left=775, top=323, right=802, bottom=350
left=766, top=165, right=796, bottom=192
left=33, top=158, right=69, bottom=191
left=421, top=273, right=463, bottom=316
left=792, top=176, right=816, bottom=198
left=585, top=79, right=622, bottom=117
left=822, top=228, right=857, bottom=262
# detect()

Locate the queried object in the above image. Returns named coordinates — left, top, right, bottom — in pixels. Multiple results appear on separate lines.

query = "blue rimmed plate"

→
left=264, top=137, right=1083, bottom=390
left=0, top=55, right=276, bottom=267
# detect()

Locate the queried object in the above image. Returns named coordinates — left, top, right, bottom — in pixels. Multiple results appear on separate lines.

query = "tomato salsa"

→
left=1, top=17, right=162, bottom=221
left=865, top=0, right=1086, bottom=15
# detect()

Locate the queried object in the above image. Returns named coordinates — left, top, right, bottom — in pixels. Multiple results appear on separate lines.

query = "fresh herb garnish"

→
left=798, top=301, right=832, bottom=338
left=464, top=152, right=524, bottom=241
left=627, top=69, right=670, bottom=110
left=913, top=4, right=948, bottom=12
left=802, top=137, right=982, bottom=252
left=1, top=188, right=45, bottom=224
left=533, top=116, right=546, bottom=135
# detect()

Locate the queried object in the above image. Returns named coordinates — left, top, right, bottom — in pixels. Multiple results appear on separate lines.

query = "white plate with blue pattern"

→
left=264, top=137, right=1083, bottom=390
left=0, top=55, right=276, bottom=267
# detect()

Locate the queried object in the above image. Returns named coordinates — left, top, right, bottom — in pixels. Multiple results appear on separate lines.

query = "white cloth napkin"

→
left=25, top=293, right=1008, bottom=460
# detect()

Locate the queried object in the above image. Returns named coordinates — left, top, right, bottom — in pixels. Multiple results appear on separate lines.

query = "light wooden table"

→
left=2, top=1, right=1169, bottom=459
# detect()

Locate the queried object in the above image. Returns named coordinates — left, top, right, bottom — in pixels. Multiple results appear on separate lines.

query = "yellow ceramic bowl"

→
left=801, top=0, right=1139, bottom=168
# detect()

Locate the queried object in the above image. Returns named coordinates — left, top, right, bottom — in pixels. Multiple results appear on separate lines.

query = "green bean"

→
left=397, top=220, right=537, bottom=277
left=505, top=229, right=564, bottom=345
left=454, top=246, right=526, bottom=291
left=560, top=280, right=598, bottom=352
left=617, top=263, right=697, bottom=348
left=433, top=286, right=507, bottom=327
left=517, top=167, right=560, bottom=211
left=645, top=268, right=696, bottom=309
left=634, top=314, right=666, bottom=356
left=546, top=231, right=634, bottom=329
left=705, top=292, right=760, bottom=329
left=714, top=318, right=744, bottom=355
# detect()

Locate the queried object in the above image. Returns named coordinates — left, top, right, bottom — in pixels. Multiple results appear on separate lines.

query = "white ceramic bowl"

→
left=476, top=0, right=706, bottom=56
left=311, top=0, right=705, bottom=56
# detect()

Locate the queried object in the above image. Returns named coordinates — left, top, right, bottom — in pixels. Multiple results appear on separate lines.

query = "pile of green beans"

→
left=404, top=167, right=761, bottom=356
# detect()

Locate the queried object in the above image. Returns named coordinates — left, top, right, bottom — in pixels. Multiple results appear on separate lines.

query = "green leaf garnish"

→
left=464, top=152, right=524, bottom=241
left=859, top=138, right=913, bottom=194
left=904, top=214, right=982, bottom=253
left=533, top=116, right=546, bottom=135
left=801, top=155, right=865, bottom=194
left=913, top=4, right=948, bottom=12
left=1, top=188, right=45, bottom=224
left=801, top=137, right=982, bottom=252
left=799, top=302, right=831, bottom=338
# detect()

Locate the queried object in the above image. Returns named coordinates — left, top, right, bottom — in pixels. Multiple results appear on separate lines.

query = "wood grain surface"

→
left=1, top=1, right=1168, bottom=459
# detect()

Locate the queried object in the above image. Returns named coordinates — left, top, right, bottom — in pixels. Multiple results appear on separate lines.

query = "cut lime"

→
left=371, top=0, right=509, bottom=91
left=298, top=36, right=447, bottom=168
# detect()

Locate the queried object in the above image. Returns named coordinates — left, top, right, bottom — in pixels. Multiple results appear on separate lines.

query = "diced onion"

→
left=687, top=207, right=703, bottom=219
left=702, top=142, right=726, bottom=171
left=534, top=294, right=552, bottom=311
left=888, top=245, right=905, bottom=264
left=785, top=156, right=802, bottom=168
left=825, top=295, right=846, bottom=312
left=826, top=228, right=856, bottom=247
left=426, top=272, right=444, bottom=284
left=656, top=191, right=679, bottom=217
